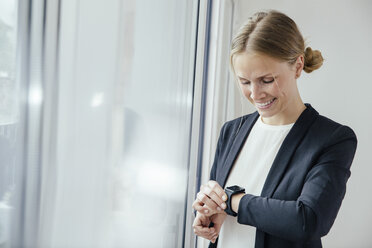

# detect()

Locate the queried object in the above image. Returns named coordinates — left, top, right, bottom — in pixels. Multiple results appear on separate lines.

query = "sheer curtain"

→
left=0, top=1, right=18, bottom=247
left=2, top=0, right=200, bottom=247
left=41, top=0, right=198, bottom=247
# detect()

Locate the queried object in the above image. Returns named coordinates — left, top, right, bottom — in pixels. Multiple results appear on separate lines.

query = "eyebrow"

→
left=237, top=73, right=273, bottom=81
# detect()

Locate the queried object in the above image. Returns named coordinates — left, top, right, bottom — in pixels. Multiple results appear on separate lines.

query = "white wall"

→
left=233, top=0, right=372, bottom=247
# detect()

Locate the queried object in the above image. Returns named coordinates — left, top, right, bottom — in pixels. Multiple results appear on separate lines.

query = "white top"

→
left=217, top=116, right=294, bottom=248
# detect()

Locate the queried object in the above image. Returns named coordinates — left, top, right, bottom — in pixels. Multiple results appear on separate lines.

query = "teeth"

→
left=256, top=98, right=274, bottom=107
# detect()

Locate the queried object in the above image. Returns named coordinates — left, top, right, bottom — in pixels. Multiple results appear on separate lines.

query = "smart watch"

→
left=224, top=185, right=245, bottom=216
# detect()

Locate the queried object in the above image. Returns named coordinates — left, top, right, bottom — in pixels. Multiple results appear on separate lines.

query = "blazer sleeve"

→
left=236, top=125, right=358, bottom=242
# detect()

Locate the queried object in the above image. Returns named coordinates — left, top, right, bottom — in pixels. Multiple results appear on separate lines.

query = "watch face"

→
left=227, top=185, right=244, bottom=191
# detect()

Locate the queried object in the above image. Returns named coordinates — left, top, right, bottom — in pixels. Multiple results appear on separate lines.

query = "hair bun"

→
left=303, top=47, right=324, bottom=73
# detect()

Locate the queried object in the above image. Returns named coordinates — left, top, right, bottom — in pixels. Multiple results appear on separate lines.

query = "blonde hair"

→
left=230, top=10, right=323, bottom=74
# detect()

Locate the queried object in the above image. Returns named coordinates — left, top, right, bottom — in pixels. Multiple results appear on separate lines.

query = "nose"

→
left=250, top=83, right=264, bottom=100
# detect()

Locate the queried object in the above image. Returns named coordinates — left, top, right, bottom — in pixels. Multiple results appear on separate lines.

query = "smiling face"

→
left=233, top=52, right=306, bottom=125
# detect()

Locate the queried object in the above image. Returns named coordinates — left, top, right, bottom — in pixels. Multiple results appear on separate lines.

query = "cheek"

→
left=271, top=80, right=286, bottom=97
left=274, top=80, right=292, bottom=98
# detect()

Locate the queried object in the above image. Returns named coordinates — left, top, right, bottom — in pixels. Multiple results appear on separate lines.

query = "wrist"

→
left=231, top=192, right=245, bottom=214
left=224, top=185, right=245, bottom=216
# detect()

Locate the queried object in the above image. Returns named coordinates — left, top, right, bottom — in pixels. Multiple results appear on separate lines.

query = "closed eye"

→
left=240, top=81, right=250, bottom=85
left=262, top=78, right=274, bottom=84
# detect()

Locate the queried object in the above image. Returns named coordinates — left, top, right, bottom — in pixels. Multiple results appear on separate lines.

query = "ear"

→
left=294, top=55, right=304, bottom=79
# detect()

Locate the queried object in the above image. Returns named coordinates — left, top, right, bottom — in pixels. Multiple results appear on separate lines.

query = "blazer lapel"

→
left=260, top=103, right=319, bottom=197
left=217, top=112, right=259, bottom=188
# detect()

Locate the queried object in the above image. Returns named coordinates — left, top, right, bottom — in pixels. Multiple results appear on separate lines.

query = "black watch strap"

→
left=224, top=185, right=245, bottom=217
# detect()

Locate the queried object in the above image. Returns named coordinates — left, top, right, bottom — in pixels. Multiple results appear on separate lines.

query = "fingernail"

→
left=204, top=209, right=209, bottom=214
left=217, top=207, right=221, bottom=211
left=221, top=203, right=226, bottom=209
left=222, top=195, right=227, bottom=201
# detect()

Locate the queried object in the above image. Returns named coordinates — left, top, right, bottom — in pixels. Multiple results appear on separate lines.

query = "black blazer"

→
left=208, top=104, right=357, bottom=248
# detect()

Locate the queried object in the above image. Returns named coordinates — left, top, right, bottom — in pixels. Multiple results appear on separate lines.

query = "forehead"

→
left=233, top=52, right=285, bottom=79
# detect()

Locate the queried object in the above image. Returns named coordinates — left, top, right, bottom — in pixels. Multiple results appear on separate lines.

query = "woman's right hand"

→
left=192, top=180, right=227, bottom=216
left=193, top=211, right=227, bottom=243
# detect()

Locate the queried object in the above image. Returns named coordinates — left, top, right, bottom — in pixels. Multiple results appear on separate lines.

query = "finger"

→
left=193, top=200, right=214, bottom=215
left=195, top=227, right=215, bottom=236
left=208, top=180, right=228, bottom=202
left=201, top=181, right=227, bottom=209
left=208, top=231, right=218, bottom=243
left=194, top=223, right=215, bottom=233
left=193, top=212, right=206, bottom=226
left=192, top=212, right=204, bottom=227
left=192, top=199, right=213, bottom=215
left=200, top=184, right=205, bottom=191
left=192, top=199, right=203, bottom=210
left=211, top=234, right=219, bottom=243
left=194, top=226, right=216, bottom=238
left=197, top=192, right=219, bottom=211
left=193, top=213, right=216, bottom=230
left=209, top=233, right=215, bottom=242
left=195, top=231, right=216, bottom=242
left=200, top=231, right=216, bottom=241
left=202, top=187, right=226, bottom=210
left=196, top=206, right=211, bottom=215
left=192, top=217, right=200, bottom=228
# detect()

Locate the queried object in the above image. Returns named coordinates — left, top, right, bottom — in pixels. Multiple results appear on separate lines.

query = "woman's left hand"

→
left=192, top=180, right=227, bottom=216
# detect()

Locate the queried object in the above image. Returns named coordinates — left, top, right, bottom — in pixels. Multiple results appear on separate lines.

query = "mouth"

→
left=255, top=98, right=276, bottom=109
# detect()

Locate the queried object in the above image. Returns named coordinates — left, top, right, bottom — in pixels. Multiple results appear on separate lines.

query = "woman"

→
left=192, top=10, right=357, bottom=248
